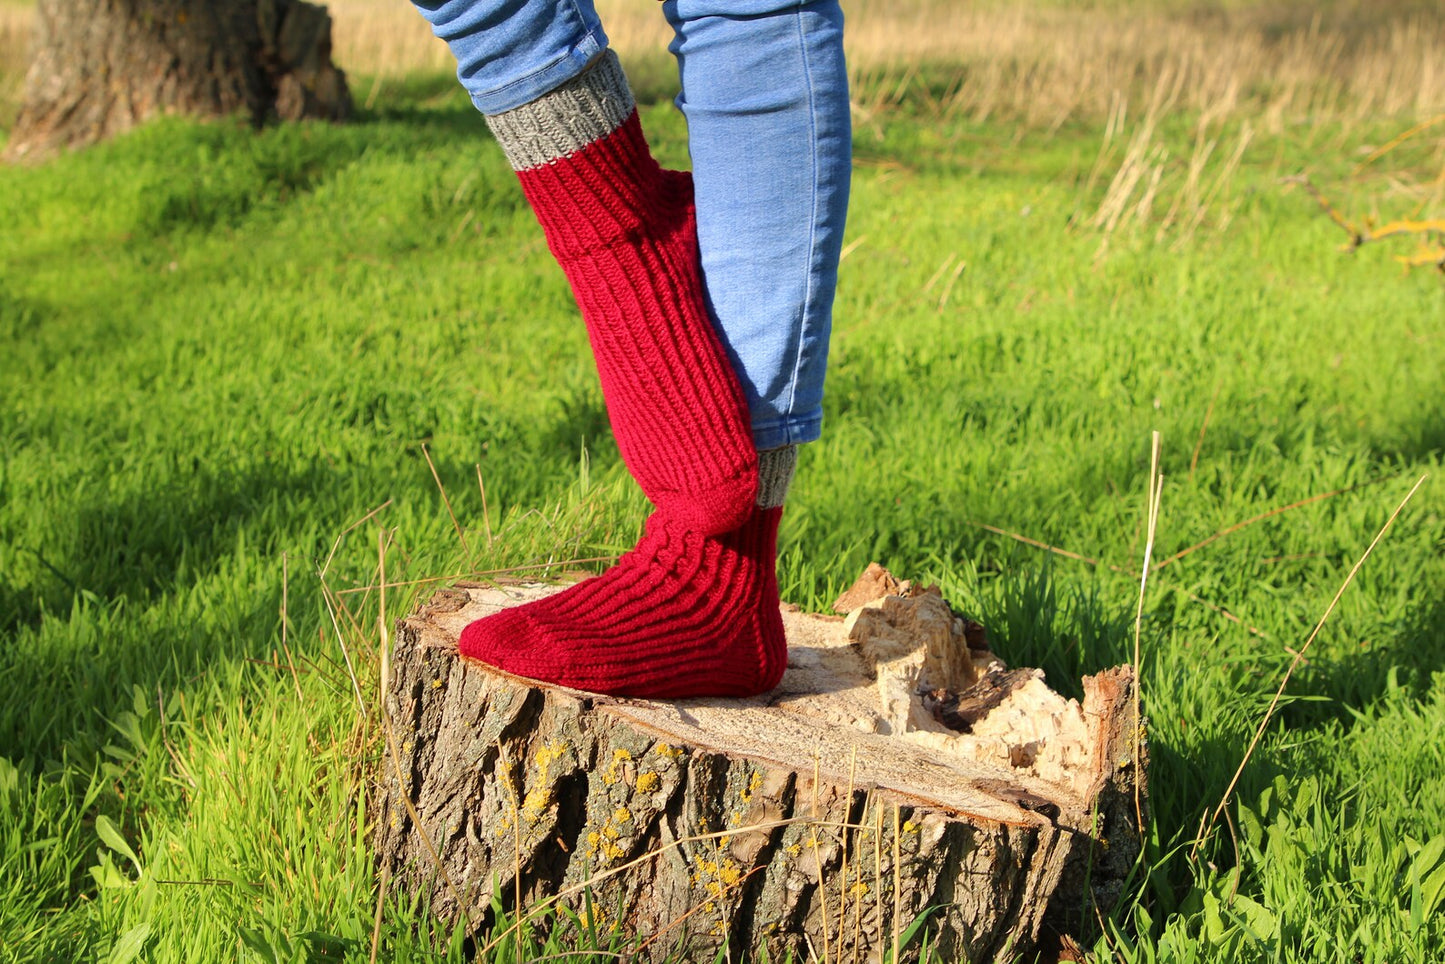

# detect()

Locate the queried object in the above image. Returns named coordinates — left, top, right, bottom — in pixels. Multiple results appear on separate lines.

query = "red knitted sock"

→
left=460, top=505, right=787, bottom=698
left=465, top=56, right=795, bottom=698
left=486, top=52, right=757, bottom=535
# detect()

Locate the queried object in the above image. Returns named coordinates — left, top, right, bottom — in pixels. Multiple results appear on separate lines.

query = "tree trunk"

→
left=4, top=0, right=350, bottom=161
left=374, top=568, right=1146, bottom=962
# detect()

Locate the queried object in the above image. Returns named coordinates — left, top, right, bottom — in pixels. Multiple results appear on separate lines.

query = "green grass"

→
left=2, top=67, right=1445, bottom=962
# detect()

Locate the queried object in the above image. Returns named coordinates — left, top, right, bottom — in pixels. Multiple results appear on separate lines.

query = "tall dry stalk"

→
left=1192, top=475, right=1429, bottom=861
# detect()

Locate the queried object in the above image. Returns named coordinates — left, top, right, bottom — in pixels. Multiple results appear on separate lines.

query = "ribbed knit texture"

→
left=757, top=446, right=797, bottom=509
left=485, top=52, right=635, bottom=171
left=459, top=506, right=787, bottom=698
left=462, top=52, right=796, bottom=698
left=485, top=52, right=758, bottom=535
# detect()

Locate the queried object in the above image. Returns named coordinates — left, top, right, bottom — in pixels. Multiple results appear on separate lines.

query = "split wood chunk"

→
left=374, top=566, right=1145, bottom=962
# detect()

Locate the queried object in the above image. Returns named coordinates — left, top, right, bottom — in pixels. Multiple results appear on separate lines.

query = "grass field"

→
left=3, top=1, right=1445, bottom=961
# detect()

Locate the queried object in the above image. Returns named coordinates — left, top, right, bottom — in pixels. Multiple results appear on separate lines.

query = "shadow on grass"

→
left=1365, top=414, right=1445, bottom=466
left=1, top=460, right=333, bottom=637
left=0, top=458, right=343, bottom=763
left=1, top=385, right=629, bottom=765
left=1271, top=589, right=1445, bottom=731
left=537, top=387, right=613, bottom=466
left=966, top=559, right=1136, bottom=696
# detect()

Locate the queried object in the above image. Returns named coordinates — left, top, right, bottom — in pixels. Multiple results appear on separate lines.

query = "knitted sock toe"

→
left=459, top=506, right=786, bottom=698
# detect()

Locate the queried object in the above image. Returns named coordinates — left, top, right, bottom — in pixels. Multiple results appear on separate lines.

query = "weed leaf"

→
left=108, top=922, right=152, bottom=964
left=1229, top=893, right=1278, bottom=944
left=94, top=814, right=141, bottom=873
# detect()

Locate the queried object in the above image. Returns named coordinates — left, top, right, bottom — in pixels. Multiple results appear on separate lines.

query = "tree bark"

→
left=374, top=570, right=1146, bottom=961
left=4, top=0, right=350, bottom=161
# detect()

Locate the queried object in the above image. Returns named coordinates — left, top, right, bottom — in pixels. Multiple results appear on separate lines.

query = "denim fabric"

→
left=663, top=0, right=850, bottom=448
left=411, top=0, right=851, bottom=449
left=411, top=0, right=609, bottom=114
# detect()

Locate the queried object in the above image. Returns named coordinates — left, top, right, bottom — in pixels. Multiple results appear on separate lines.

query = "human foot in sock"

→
left=486, top=52, right=757, bottom=535
left=458, top=447, right=798, bottom=699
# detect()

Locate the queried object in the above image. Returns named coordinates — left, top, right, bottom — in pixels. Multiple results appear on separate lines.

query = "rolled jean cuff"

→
left=412, top=0, right=612, bottom=116
left=751, top=411, right=822, bottom=451
left=468, top=27, right=608, bottom=114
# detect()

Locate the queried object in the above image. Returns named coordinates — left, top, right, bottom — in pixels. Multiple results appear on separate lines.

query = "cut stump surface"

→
left=374, top=569, right=1144, bottom=961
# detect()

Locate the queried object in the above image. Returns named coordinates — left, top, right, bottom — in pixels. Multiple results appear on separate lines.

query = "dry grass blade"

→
left=377, top=530, right=392, bottom=720
left=872, top=800, right=884, bottom=961
left=1151, top=474, right=1398, bottom=573
left=1351, top=112, right=1445, bottom=177
left=476, top=463, right=495, bottom=549
left=1173, top=122, right=1252, bottom=247
left=891, top=805, right=902, bottom=964
left=334, top=555, right=620, bottom=596
left=423, top=443, right=474, bottom=566
left=838, top=234, right=868, bottom=261
left=965, top=521, right=1104, bottom=567
left=1173, top=586, right=1270, bottom=640
left=320, top=499, right=392, bottom=579
left=810, top=749, right=832, bottom=964
left=1192, top=473, right=1429, bottom=861
left=838, top=746, right=858, bottom=961
left=937, top=260, right=967, bottom=311
left=319, top=579, right=368, bottom=716
left=1190, top=382, right=1220, bottom=478
left=370, top=529, right=392, bottom=963
left=1131, top=432, right=1163, bottom=838
left=921, top=253, right=958, bottom=295
left=369, top=860, right=389, bottom=964
left=970, top=511, right=1275, bottom=639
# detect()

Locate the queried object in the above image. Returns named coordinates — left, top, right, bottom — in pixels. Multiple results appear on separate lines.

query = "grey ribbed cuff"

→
left=483, top=50, right=635, bottom=171
left=757, top=446, right=797, bottom=508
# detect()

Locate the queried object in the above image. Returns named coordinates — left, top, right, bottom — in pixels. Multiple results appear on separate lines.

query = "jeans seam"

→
left=782, top=6, right=820, bottom=438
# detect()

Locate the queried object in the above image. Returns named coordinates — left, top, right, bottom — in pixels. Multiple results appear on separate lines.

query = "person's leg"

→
left=658, top=0, right=850, bottom=600
left=410, top=1, right=788, bottom=697
left=663, top=0, right=852, bottom=454
left=413, top=0, right=758, bottom=533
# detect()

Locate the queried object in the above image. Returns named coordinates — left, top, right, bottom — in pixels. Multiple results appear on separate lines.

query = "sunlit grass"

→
left=2, top=4, right=1444, bottom=961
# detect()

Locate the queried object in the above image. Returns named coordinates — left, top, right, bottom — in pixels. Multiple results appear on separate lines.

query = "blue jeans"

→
left=411, top=0, right=851, bottom=450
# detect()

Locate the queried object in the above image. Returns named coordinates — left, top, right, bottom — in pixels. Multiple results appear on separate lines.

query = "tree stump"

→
left=374, top=566, right=1145, bottom=961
